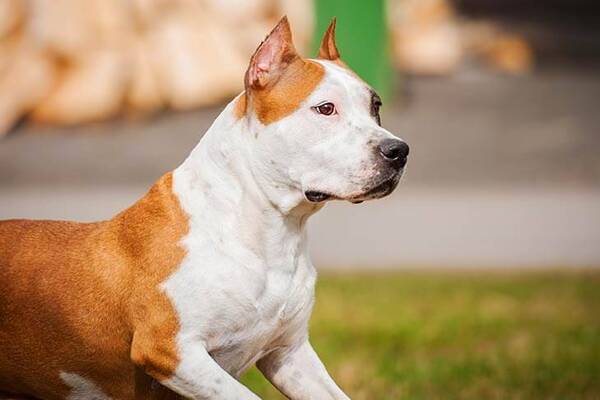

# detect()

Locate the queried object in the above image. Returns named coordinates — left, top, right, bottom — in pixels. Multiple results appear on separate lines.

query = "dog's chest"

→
left=162, top=244, right=316, bottom=376
left=210, top=270, right=315, bottom=375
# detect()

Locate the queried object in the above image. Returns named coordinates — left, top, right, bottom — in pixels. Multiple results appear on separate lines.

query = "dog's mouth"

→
left=348, top=175, right=400, bottom=202
left=304, top=173, right=401, bottom=204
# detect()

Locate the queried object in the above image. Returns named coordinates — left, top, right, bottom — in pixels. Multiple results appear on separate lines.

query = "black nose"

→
left=378, top=139, right=409, bottom=165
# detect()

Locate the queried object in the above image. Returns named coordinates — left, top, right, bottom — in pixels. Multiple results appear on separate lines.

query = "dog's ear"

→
left=245, top=16, right=299, bottom=90
left=318, top=17, right=340, bottom=61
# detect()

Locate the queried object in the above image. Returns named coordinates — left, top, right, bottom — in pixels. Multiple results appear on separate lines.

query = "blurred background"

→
left=1, top=0, right=599, bottom=398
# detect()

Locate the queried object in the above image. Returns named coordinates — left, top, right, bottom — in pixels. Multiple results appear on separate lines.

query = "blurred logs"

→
left=31, top=49, right=128, bottom=124
left=388, top=0, right=535, bottom=76
left=0, top=0, right=23, bottom=39
left=0, top=0, right=536, bottom=136
left=0, top=0, right=313, bottom=136
left=0, top=38, right=55, bottom=134
left=389, top=0, right=464, bottom=75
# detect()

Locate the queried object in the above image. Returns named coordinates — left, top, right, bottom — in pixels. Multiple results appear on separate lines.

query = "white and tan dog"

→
left=0, top=18, right=409, bottom=400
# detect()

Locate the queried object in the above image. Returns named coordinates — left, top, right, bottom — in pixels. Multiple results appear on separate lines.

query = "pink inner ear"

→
left=257, top=61, right=269, bottom=71
left=256, top=40, right=279, bottom=73
left=247, top=17, right=296, bottom=89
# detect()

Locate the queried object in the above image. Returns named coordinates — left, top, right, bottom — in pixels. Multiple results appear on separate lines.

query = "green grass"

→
left=241, top=270, right=600, bottom=399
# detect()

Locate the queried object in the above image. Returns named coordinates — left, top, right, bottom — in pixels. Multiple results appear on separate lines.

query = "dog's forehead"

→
left=313, top=59, right=362, bottom=82
left=240, top=57, right=369, bottom=125
left=308, top=59, right=370, bottom=102
left=248, top=58, right=324, bottom=125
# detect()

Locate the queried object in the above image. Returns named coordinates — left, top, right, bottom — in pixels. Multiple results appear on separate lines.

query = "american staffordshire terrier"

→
left=0, top=17, right=409, bottom=400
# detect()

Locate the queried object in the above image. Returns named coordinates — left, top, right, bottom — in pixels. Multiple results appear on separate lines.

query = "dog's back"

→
left=0, top=173, right=188, bottom=399
left=0, top=219, right=129, bottom=398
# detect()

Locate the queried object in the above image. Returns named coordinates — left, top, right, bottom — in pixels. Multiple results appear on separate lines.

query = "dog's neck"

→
left=172, top=98, right=322, bottom=270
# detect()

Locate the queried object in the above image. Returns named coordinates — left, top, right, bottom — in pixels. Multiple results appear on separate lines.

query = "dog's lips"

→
left=304, top=174, right=401, bottom=204
left=347, top=174, right=401, bottom=203
left=305, top=172, right=402, bottom=204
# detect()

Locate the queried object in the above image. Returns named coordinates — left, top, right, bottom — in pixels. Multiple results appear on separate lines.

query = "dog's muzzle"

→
left=304, top=139, right=409, bottom=204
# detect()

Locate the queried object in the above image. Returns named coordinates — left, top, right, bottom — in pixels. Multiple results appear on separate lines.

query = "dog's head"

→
left=238, top=17, right=409, bottom=206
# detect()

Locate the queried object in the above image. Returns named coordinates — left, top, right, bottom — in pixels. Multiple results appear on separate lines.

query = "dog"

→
left=0, top=17, right=409, bottom=400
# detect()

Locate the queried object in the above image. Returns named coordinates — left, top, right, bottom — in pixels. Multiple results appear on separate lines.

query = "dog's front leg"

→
left=257, top=340, right=350, bottom=400
left=132, top=334, right=260, bottom=400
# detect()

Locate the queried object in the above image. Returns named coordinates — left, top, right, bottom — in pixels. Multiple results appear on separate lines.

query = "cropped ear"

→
left=318, top=17, right=340, bottom=61
left=245, top=16, right=299, bottom=90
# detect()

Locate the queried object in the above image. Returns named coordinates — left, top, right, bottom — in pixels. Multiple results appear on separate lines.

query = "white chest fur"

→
left=161, top=232, right=316, bottom=377
left=162, top=122, right=319, bottom=377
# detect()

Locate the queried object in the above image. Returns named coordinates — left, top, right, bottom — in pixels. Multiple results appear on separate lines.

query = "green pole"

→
left=312, top=0, right=394, bottom=101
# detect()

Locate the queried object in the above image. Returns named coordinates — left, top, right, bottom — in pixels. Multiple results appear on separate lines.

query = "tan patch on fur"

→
left=0, top=173, right=188, bottom=399
left=249, top=58, right=324, bottom=125
left=316, top=18, right=364, bottom=81
left=0, top=391, right=36, bottom=400
left=318, top=18, right=341, bottom=61
left=233, top=92, right=247, bottom=120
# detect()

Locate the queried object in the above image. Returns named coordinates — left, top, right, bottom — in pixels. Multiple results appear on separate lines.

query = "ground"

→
left=241, top=270, right=600, bottom=399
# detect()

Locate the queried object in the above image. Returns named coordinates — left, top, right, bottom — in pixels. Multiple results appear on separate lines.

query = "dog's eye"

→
left=373, top=98, right=382, bottom=113
left=370, top=92, right=382, bottom=126
left=313, top=102, right=336, bottom=116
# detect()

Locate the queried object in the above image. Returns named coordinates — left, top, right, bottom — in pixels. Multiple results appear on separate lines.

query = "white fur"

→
left=242, top=59, right=404, bottom=203
left=59, top=372, right=111, bottom=400
left=158, top=60, right=403, bottom=399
